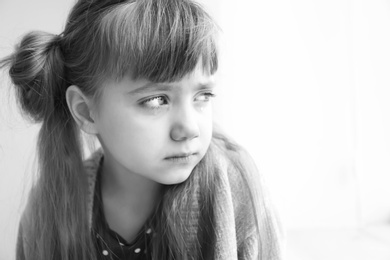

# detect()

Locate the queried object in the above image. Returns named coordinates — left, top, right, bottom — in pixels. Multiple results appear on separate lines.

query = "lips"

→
left=164, top=152, right=198, bottom=162
left=166, top=152, right=196, bottom=158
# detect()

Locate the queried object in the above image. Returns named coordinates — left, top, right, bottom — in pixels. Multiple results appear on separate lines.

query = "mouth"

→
left=164, top=152, right=198, bottom=163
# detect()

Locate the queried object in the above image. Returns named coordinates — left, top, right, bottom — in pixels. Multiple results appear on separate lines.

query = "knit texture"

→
left=81, top=146, right=280, bottom=259
left=16, top=145, right=282, bottom=259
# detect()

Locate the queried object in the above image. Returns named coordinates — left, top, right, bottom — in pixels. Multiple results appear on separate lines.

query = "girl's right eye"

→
left=140, top=96, right=168, bottom=110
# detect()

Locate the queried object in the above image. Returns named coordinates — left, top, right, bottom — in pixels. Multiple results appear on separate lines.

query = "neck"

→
left=101, top=157, right=161, bottom=204
left=100, top=151, right=162, bottom=241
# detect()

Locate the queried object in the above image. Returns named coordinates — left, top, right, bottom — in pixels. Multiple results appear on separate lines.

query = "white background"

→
left=1, top=0, right=390, bottom=259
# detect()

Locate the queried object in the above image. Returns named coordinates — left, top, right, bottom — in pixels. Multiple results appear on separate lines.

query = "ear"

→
left=66, top=85, right=98, bottom=135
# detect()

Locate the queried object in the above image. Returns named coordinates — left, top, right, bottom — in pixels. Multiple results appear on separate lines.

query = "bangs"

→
left=98, top=0, right=219, bottom=82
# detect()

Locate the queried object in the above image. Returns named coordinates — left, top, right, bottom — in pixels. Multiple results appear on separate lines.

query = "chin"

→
left=158, top=170, right=193, bottom=185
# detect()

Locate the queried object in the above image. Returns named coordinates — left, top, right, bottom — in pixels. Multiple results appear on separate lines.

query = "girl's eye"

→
left=141, top=96, right=168, bottom=109
left=195, top=92, right=216, bottom=102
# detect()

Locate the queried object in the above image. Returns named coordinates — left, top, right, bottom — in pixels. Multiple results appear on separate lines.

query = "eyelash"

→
left=140, top=96, right=168, bottom=110
left=140, top=92, right=216, bottom=110
left=196, top=92, right=216, bottom=102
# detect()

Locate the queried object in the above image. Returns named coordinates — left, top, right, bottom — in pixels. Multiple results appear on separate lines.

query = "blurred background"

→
left=1, top=0, right=390, bottom=259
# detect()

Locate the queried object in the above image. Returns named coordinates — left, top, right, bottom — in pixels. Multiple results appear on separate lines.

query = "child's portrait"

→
left=0, top=0, right=282, bottom=259
left=2, top=0, right=390, bottom=260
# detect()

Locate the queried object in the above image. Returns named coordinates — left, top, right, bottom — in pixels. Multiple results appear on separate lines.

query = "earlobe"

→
left=66, top=85, right=98, bottom=135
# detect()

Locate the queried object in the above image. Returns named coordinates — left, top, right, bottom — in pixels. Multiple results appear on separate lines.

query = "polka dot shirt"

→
left=92, top=165, right=153, bottom=260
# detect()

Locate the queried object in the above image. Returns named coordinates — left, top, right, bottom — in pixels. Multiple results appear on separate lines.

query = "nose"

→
left=170, top=105, right=200, bottom=142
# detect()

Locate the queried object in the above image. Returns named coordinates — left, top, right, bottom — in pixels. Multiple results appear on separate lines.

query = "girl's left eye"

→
left=195, top=92, right=216, bottom=102
left=140, top=96, right=168, bottom=109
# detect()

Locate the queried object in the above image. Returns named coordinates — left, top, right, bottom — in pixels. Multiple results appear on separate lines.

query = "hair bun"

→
left=6, top=31, right=64, bottom=122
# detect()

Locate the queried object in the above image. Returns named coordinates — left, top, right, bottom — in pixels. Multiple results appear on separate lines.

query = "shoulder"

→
left=211, top=133, right=260, bottom=232
left=211, top=133, right=283, bottom=259
left=17, top=149, right=104, bottom=258
left=211, top=133, right=261, bottom=200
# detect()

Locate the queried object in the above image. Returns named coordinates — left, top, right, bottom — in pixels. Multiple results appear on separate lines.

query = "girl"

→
left=1, top=0, right=282, bottom=259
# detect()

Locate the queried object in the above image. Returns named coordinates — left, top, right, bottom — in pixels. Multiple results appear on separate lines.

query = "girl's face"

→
left=93, top=65, right=215, bottom=185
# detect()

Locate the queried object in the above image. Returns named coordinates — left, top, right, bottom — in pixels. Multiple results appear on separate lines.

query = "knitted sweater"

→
left=16, top=140, right=281, bottom=259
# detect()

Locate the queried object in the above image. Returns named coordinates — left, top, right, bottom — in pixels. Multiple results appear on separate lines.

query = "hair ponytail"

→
left=2, top=31, right=64, bottom=122
left=1, top=32, right=96, bottom=259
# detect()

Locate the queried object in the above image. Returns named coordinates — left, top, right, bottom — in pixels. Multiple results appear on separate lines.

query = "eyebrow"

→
left=129, top=81, right=215, bottom=95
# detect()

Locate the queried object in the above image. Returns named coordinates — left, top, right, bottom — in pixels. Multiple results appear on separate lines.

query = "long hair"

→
left=1, top=0, right=280, bottom=259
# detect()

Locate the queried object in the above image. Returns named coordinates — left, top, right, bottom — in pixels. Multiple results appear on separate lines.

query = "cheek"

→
left=98, top=112, right=167, bottom=153
left=199, top=110, right=213, bottom=146
left=96, top=100, right=213, bottom=156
